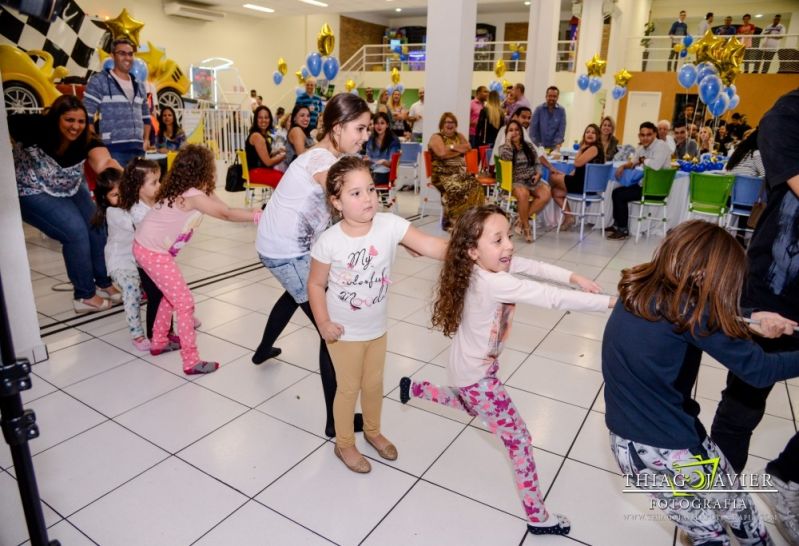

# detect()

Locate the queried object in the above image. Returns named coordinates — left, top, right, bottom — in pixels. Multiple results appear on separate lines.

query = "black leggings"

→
left=256, top=291, right=337, bottom=430
left=138, top=267, right=164, bottom=339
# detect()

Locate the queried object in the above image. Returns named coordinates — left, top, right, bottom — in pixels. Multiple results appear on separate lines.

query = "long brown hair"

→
left=432, top=205, right=507, bottom=337
left=118, top=158, right=160, bottom=210
left=618, top=220, right=749, bottom=338
left=155, top=144, right=216, bottom=207
left=317, top=92, right=370, bottom=151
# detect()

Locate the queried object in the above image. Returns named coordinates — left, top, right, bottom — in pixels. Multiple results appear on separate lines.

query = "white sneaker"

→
left=759, top=468, right=799, bottom=545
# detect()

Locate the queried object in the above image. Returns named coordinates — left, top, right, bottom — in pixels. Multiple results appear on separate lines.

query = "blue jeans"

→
left=258, top=253, right=311, bottom=304
left=19, top=184, right=111, bottom=299
left=107, top=145, right=145, bottom=168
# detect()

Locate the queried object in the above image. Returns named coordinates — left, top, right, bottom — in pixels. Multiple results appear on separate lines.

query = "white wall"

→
left=77, top=0, right=337, bottom=111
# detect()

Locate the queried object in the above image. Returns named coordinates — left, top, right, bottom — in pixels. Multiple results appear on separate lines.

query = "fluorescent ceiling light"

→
left=524, top=1, right=531, bottom=5
left=395, top=7, right=402, bottom=11
left=299, top=0, right=328, bottom=6
left=243, top=3, right=274, bottom=13
left=754, top=14, right=763, bottom=18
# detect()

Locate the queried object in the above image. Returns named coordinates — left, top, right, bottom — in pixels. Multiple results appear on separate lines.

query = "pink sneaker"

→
left=184, top=361, right=219, bottom=375
left=132, top=337, right=151, bottom=352
left=150, top=341, right=180, bottom=356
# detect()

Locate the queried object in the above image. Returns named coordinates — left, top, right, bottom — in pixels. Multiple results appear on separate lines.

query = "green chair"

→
left=687, top=172, right=735, bottom=225
left=631, top=167, right=678, bottom=242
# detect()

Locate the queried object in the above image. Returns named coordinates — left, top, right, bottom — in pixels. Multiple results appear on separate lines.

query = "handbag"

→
left=746, top=182, right=767, bottom=229
left=225, top=154, right=245, bottom=192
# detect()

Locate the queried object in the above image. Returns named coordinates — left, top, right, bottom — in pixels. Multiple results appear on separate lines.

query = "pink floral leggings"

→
left=133, top=242, right=199, bottom=370
left=409, top=362, right=550, bottom=524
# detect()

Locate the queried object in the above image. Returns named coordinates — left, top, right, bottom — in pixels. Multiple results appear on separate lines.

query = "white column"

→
left=786, top=11, right=799, bottom=49
left=0, top=98, right=46, bottom=363
left=569, top=0, right=605, bottom=145
left=421, top=0, right=476, bottom=215
left=524, top=0, right=560, bottom=112
left=603, top=2, right=625, bottom=123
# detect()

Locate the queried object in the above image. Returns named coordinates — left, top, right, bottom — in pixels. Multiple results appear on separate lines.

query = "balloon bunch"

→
left=102, top=57, right=148, bottom=81
left=676, top=155, right=725, bottom=173
left=277, top=23, right=340, bottom=89
left=672, top=34, right=693, bottom=59
left=272, top=58, right=287, bottom=85
left=390, top=43, right=410, bottom=62
left=611, top=69, right=632, bottom=100
left=486, top=60, right=509, bottom=101
left=386, top=67, right=404, bottom=96
left=509, top=43, right=525, bottom=61
left=577, top=54, right=606, bottom=94
left=676, top=31, right=744, bottom=117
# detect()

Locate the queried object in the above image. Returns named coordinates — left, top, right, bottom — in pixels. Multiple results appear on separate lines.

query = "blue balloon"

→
left=707, top=93, right=729, bottom=117
left=677, top=64, right=697, bottom=88
left=306, top=52, right=322, bottom=77
left=386, top=86, right=394, bottom=95
left=577, top=74, right=590, bottom=91
left=489, top=80, right=502, bottom=92
left=588, top=76, right=602, bottom=94
left=696, top=66, right=718, bottom=85
left=399, top=53, right=408, bottom=62
left=679, top=49, right=687, bottom=58
left=322, top=56, right=339, bottom=80
left=725, top=84, right=736, bottom=99
left=301, top=66, right=310, bottom=79
left=698, top=74, right=721, bottom=104
left=396, top=84, right=404, bottom=93
left=612, top=86, right=626, bottom=100
left=573, top=142, right=580, bottom=151
left=130, top=59, right=148, bottom=82
left=272, top=71, right=283, bottom=85
left=102, top=58, right=114, bottom=71
left=728, top=94, right=740, bottom=110
left=392, top=44, right=401, bottom=54
left=296, top=87, right=305, bottom=97
left=682, top=35, right=694, bottom=47
left=511, top=51, right=520, bottom=61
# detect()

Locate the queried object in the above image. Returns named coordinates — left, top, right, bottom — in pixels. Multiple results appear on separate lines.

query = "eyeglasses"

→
left=114, top=50, right=134, bottom=57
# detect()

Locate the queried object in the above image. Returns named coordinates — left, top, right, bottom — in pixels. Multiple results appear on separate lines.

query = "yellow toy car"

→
left=1, top=45, right=67, bottom=112
left=149, top=56, right=189, bottom=110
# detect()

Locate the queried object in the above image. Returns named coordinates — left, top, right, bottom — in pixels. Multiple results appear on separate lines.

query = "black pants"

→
left=710, top=334, right=799, bottom=482
left=138, top=266, right=165, bottom=339
left=256, top=291, right=338, bottom=431
left=760, top=50, right=777, bottom=73
left=667, top=49, right=679, bottom=72
left=611, top=185, right=642, bottom=231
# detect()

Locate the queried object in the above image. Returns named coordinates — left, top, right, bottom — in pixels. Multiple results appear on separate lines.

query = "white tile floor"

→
left=3, top=192, right=797, bottom=546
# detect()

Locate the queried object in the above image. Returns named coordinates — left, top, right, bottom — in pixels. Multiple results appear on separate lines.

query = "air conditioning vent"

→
left=164, top=1, right=225, bottom=22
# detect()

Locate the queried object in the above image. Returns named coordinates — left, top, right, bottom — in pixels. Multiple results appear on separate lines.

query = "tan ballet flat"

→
left=334, top=445, right=371, bottom=473
left=365, top=434, right=398, bottom=461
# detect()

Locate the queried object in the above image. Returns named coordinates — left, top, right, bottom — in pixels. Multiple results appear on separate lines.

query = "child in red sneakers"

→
left=133, top=145, right=259, bottom=374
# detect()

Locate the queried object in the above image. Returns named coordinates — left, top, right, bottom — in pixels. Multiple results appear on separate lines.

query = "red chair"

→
left=375, top=151, right=400, bottom=210
left=465, top=149, right=479, bottom=174
left=467, top=147, right=496, bottom=200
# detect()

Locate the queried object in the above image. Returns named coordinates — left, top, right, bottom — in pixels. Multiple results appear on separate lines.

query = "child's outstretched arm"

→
left=186, top=192, right=259, bottom=223
left=308, top=258, right=344, bottom=342
left=511, top=255, right=603, bottom=294
left=399, top=225, right=448, bottom=260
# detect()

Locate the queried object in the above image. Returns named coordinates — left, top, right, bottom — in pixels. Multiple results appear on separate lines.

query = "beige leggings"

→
left=326, top=334, right=387, bottom=448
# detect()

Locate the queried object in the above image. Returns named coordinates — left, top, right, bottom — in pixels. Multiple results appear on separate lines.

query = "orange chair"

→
left=375, top=151, right=400, bottom=210
left=467, top=147, right=496, bottom=200
left=465, top=149, right=479, bottom=174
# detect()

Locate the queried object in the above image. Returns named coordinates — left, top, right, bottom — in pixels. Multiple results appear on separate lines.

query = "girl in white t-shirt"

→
left=400, top=204, right=615, bottom=537
left=253, top=93, right=373, bottom=439
left=308, top=156, right=447, bottom=473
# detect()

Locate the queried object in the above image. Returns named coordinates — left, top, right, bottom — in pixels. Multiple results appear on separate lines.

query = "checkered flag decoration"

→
left=0, top=0, right=105, bottom=79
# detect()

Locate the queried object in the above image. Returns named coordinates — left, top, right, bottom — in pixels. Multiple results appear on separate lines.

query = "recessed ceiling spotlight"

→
left=524, top=1, right=531, bottom=5
left=754, top=14, right=763, bottom=18
left=299, top=0, right=328, bottom=6
left=395, top=7, right=402, bottom=12
left=243, top=3, right=274, bottom=13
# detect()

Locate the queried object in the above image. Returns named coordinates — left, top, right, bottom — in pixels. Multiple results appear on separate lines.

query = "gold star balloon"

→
left=345, top=79, right=356, bottom=92
left=317, top=23, right=335, bottom=57
left=295, top=70, right=306, bottom=84
left=103, top=9, right=144, bottom=47
left=585, top=54, right=607, bottom=77
left=494, top=59, right=506, bottom=78
left=692, top=30, right=724, bottom=64
left=390, top=67, right=400, bottom=85
left=277, top=57, right=287, bottom=76
left=614, top=69, right=632, bottom=87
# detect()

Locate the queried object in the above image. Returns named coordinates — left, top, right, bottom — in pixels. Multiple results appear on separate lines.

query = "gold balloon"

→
left=401, top=45, right=409, bottom=55
left=391, top=67, right=400, bottom=85
left=494, top=59, right=506, bottom=78
left=102, top=9, right=145, bottom=47
left=692, top=30, right=725, bottom=64
left=585, top=54, right=607, bottom=77
left=509, top=42, right=525, bottom=53
left=295, top=70, right=306, bottom=85
left=614, top=69, right=632, bottom=87
left=673, top=43, right=684, bottom=53
left=277, top=57, right=287, bottom=76
left=317, top=23, right=335, bottom=57
left=345, top=79, right=356, bottom=92
left=502, top=79, right=511, bottom=89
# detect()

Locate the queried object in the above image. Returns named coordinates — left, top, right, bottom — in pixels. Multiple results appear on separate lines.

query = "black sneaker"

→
left=607, top=230, right=629, bottom=240
left=399, top=377, right=411, bottom=404
left=527, top=514, right=571, bottom=536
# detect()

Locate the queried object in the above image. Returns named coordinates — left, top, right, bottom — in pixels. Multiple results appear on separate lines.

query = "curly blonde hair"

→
left=155, top=144, right=216, bottom=207
left=432, top=205, right=507, bottom=337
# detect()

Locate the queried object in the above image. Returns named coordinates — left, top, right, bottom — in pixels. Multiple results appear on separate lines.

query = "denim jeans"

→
left=258, top=253, right=311, bottom=303
left=19, top=184, right=111, bottom=299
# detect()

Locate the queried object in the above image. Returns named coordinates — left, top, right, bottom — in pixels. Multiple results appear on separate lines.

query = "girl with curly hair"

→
left=133, top=144, right=260, bottom=374
left=399, top=204, right=614, bottom=537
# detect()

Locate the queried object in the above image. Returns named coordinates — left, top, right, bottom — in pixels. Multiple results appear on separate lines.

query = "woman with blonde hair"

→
left=475, top=90, right=505, bottom=148
left=599, top=116, right=619, bottom=160
left=697, top=126, right=716, bottom=154
left=427, top=112, right=485, bottom=229
left=388, top=89, right=408, bottom=137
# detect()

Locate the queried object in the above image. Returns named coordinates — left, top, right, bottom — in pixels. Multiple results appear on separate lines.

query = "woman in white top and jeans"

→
left=253, top=93, right=372, bottom=438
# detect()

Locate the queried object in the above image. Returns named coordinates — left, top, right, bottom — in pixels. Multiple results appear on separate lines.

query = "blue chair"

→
left=557, top=162, right=614, bottom=240
left=399, top=142, right=422, bottom=191
left=725, top=175, right=764, bottom=234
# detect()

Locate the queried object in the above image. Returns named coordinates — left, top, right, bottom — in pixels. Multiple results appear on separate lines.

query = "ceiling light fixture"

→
left=754, top=14, right=763, bottom=18
left=243, top=3, right=274, bottom=13
left=395, top=7, right=402, bottom=12
left=299, top=0, right=328, bottom=7
left=524, top=1, right=530, bottom=5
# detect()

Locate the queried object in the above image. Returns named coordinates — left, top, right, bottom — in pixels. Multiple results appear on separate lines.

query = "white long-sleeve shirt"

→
left=105, top=207, right=137, bottom=272
left=448, top=257, right=610, bottom=387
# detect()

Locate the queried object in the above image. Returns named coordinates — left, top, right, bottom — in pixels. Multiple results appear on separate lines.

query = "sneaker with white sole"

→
left=759, top=468, right=799, bottom=545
